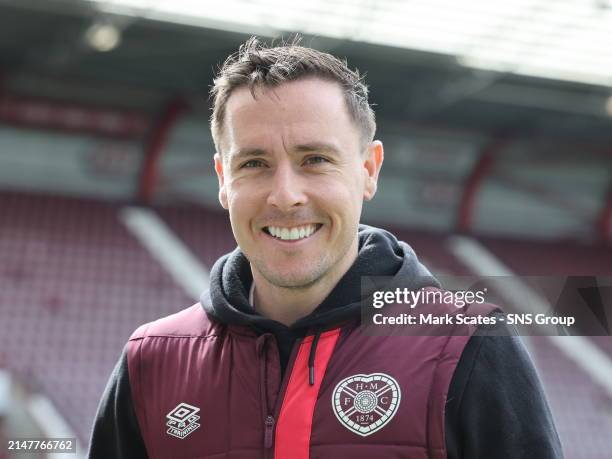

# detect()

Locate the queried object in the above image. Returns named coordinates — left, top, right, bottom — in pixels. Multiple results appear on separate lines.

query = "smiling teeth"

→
left=267, top=224, right=318, bottom=241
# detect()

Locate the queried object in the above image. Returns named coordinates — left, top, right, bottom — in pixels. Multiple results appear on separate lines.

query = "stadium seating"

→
left=0, top=191, right=192, bottom=443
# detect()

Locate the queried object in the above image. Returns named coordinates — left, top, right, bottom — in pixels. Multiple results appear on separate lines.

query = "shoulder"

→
left=446, top=331, right=563, bottom=458
left=128, top=303, right=221, bottom=342
left=124, top=304, right=227, bottom=377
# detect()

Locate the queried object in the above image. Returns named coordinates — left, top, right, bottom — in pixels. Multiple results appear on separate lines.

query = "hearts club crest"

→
left=332, top=373, right=401, bottom=437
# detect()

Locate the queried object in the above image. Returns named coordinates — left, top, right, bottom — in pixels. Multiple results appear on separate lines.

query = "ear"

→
left=363, top=140, right=384, bottom=201
left=214, top=152, right=229, bottom=209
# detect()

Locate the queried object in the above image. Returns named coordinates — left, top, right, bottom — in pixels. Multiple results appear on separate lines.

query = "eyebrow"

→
left=229, top=148, right=267, bottom=162
left=294, top=142, right=341, bottom=155
left=230, top=142, right=341, bottom=162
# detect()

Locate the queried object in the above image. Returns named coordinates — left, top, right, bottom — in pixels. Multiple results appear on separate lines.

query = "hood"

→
left=200, top=224, right=439, bottom=335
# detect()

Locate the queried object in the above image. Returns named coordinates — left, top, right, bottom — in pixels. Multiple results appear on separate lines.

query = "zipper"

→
left=259, top=333, right=303, bottom=457
left=264, top=415, right=275, bottom=448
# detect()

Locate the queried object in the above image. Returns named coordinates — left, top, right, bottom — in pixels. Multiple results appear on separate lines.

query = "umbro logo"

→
left=332, top=373, right=401, bottom=437
left=166, top=403, right=201, bottom=439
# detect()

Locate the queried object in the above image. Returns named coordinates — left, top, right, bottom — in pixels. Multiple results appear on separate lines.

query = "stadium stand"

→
left=156, top=205, right=235, bottom=268
left=0, top=191, right=192, bottom=443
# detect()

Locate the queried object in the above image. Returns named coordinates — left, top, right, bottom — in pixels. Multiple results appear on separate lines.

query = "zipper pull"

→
left=264, top=415, right=275, bottom=448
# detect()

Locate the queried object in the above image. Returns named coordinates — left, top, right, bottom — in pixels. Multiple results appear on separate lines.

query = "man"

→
left=88, top=37, right=563, bottom=458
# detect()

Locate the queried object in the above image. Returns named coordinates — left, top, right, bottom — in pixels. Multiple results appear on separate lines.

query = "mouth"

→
left=262, top=223, right=323, bottom=242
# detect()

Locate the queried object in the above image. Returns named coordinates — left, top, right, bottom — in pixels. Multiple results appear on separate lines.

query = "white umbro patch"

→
left=166, top=402, right=201, bottom=439
left=332, top=373, right=401, bottom=437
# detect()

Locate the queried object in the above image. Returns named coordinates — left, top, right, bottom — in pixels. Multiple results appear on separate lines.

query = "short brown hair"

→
left=209, top=36, right=376, bottom=154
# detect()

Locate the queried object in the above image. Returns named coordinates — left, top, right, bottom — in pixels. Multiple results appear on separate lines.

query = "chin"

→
left=269, top=273, right=319, bottom=289
left=259, top=263, right=327, bottom=289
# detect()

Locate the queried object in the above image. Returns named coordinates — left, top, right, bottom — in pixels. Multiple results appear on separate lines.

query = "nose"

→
left=266, top=161, right=308, bottom=211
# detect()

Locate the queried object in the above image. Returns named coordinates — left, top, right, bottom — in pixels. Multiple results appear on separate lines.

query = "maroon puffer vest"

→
left=127, top=293, right=496, bottom=459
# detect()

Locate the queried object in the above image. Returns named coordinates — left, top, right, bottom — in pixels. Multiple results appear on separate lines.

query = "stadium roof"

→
left=87, top=0, right=612, bottom=88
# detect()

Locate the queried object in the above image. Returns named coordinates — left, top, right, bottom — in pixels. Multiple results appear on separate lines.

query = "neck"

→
left=251, top=237, right=358, bottom=326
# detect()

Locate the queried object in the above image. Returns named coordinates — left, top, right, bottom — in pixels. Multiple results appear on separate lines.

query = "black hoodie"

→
left=88, top=225, right=563, bottom=458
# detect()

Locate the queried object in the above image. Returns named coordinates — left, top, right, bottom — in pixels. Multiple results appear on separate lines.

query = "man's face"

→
left=214, top=77, right=383, bottom=289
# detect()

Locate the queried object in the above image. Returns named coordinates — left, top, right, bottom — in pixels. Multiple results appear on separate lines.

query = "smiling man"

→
left=215, top=75, right=382, bottom=326
left=88, top=37, right=563, bottom=458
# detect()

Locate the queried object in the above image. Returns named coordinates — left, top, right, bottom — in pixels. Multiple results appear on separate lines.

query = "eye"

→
left=304, top=156, right=329, bottom=165
left=240, top=159, right=265, bottom=169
